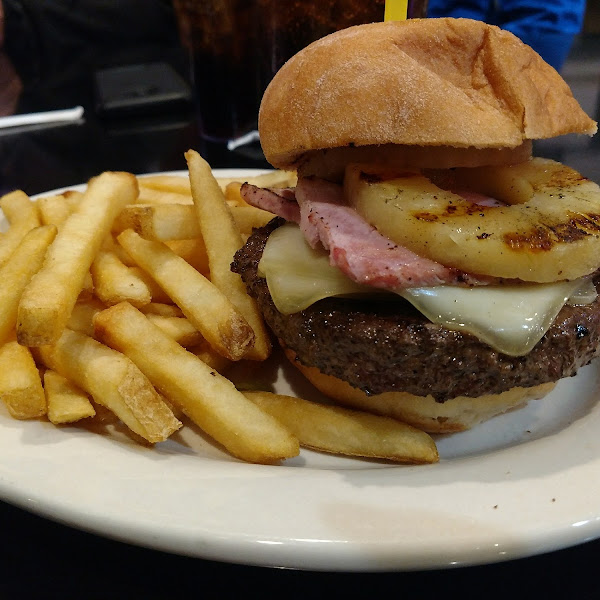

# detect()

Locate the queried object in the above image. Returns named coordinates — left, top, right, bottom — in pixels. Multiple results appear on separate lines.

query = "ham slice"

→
left=240, top=184, right=300, bottom=223
left=241, top=179, right=490, bottom=289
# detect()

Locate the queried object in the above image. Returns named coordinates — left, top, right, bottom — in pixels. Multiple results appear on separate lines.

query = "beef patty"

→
left=231, top=218, right=600, bottom=402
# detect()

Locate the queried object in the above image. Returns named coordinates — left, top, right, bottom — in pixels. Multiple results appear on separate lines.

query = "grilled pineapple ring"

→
left=344, top=158, right=600, bottom=282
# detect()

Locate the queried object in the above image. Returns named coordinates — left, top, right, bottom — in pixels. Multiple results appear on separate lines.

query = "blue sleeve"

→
left=497, top=0, right=586, bottom=69
left=496, top=0, right=586, bottom=35
left=426, top=0, right=587, bottom=70
left=427, top=0, right=494, bottom=21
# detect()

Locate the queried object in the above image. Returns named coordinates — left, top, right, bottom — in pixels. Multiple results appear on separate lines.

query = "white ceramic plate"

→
left=2, top=169, right=600, bottom=572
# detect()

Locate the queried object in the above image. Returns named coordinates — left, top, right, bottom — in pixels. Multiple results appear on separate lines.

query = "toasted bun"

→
left=284, top=348, right=556, bottom=433
left=259, top=18, right=597, bottom=169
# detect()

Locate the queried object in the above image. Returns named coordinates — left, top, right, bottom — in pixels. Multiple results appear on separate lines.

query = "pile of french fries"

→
left=0, top=150, right=438, bottom=464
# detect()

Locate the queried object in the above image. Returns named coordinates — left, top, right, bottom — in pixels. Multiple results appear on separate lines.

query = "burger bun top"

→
left=259, top=18, right=597, bottom=169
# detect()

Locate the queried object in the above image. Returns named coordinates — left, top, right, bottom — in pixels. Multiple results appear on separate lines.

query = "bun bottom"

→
left=284, top=348, right=556, bottom=433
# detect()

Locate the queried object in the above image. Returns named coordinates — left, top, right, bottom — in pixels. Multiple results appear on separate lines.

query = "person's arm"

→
left=426, top=0, right=587, bottom=70
left=497, top=0, right=587, bottom=70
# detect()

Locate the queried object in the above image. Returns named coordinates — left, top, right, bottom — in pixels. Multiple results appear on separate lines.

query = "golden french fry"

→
left=91, top=248, right=152, bottom=307
left=86, top=400, right=120, bottom=426
left=94, top=302, right=298, bottom=463
left=247, top=170, right=297, bottom=188
left=215, top=170, right=297, bottom=191
left=0, top=340, right=46, bottom=419
left=185, top=149, right=271, bottom=360
left=244, top=391, right=439, bottom=464
left=164, top=239, right=209, bottom=274
left=67, top=297, right=107, bottom=337
left=0, top=190, right=41, bottom=268
left=0, top=225, right=57, bottom=345
left=43, top=369, right=96, bottom=424
left=127, top=266, right=172, bottom=303
left=34, top=328, right=182, bottom=443
left=1, top=190, right=38, bottom=223
left=136, top=187, right=193, bottom=205
left=145, top=314, right=204, bottom=347
left=139, top=302, right=184, bottom=318
left=79, top=271, right=95, bottom=301
left=62, top=190, right=84, bottom=207
left=17, top=172, right=138, bottom=346
left=109, top=237, right=137, bottom=266
left=187, top=341, right=232, bottom=374
left=113, top=203, right=199, bottom=240
left=113, top=203, right=273, bottom=241
left=137, top=174, right=191, bottom=195
left=117, top=229, right=254, bottom=361
left=224, top=181, right=246, bottom=205
left=37, top=194, right=74, bottom=228
left=231, top=206, right=276, bottom=235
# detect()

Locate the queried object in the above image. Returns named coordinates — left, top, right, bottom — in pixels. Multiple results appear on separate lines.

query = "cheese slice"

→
left=258, top=223, right=591, bottom=356
left=258, top=223, right=373, bottom=311
left=401, top=282, right=580, bottom=356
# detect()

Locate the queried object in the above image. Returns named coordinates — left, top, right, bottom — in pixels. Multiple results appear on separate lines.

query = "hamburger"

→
left=231, top=17, right=600, bottom=433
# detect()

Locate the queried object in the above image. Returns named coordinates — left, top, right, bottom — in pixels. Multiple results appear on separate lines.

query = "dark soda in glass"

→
left=173, top=0, right=262, bottom=142
left=174, top=0, right=427, bottom=142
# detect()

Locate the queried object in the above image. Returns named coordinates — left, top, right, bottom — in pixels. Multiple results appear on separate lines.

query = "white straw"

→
left=227, top=129, right=260, bottom=151
left=0, top=106, right=84, bottom=129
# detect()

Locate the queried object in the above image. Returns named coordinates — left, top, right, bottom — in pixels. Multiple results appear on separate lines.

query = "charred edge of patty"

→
left=231, top=218, right=600, bottom=402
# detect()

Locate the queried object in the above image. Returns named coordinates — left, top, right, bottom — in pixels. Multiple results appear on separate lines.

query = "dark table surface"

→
left=1, top=34, right=600, bottom=599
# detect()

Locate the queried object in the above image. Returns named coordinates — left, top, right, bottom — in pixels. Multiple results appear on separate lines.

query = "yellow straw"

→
left=384, top=0, right=408, bottom=21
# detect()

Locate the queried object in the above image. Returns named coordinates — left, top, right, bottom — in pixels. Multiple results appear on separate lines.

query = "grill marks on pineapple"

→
left=504, top=211, right=600, bottom=251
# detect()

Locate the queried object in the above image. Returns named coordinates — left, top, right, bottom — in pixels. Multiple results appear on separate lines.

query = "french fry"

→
left=185, top=149, right=271, bottom=360
left=1, top=190, right=38, bottom=223
left=0, top=340, right=46, bottom=419
left=139, top=303, right=183, bottom=317
left=110, top=237, right=137, bottom=267
left=0, top=225, right=57, bottom=345
left=231, top=205, right=276, bottom=234
left=62, top=190, right=84, bottom=207
left=244, top=391, right=439, bottom=464
left=67, top=297, right=106, bottom=337
left=37, top=194, right=75, bottom=228
left=187, top=341, right=232, bottom=374
left=246, top=170, right=297, bottom=188
left=113, top=203, right=199, bottom=241
left=136, top=187, right=193, bottom=205
left=223, top=181, right=247, bottom=206
left=117, top=229, right=254, bottom=361
left=79, top=271, right=95, bottom=301
left=93, top=302, right=299, bottom=463
left=164, top=239, right=209, bottom=274
left=17, top=172, right=138, bottom=346
left=137, top=174, right=191, bottom=195
left=127, top=266, right=172, bottom=304
left=145, top=314, right=204, bottom=347
left=34, top=328, right=182, bottom=443
left=113, top=203, right=274, bottom=241
left=91, top=248, right=152, bottom=307
left=214, top=170, right=297, bottom=191
left=0, top=190, right=41, bottom=268
left=43, top=369, right=96, bottom=424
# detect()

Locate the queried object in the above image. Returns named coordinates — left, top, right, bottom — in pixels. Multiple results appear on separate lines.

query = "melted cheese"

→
left=258, top=223, right=591, bottom=356
left=401, top=282, right=580, bottom=356
left=258, top=223, right=373, bottom=312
